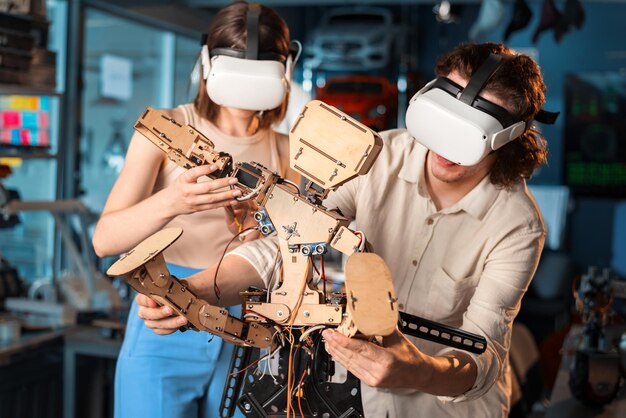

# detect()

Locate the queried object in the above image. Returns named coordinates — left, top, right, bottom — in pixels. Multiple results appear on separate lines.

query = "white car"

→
left=303, top=7, right=395, bottom=71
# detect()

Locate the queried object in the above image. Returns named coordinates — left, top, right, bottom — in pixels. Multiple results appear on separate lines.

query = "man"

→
left=137, top=42, right=552, bottom=417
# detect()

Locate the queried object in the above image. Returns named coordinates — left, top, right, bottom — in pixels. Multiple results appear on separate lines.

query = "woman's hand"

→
left=136, top=294, right=188, bottom=335
left=164, top=164, right=242, bottom=216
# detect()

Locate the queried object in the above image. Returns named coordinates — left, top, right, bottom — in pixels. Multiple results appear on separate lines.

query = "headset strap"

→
left=209, top=47, right=286, bottom=63
left=433, top=77, right=516, bottom=128
left=459, top=53, right=503, bottom=106
left=246, top=3, right=261, bottom=60
left=534, top=109, right=559, bottom=124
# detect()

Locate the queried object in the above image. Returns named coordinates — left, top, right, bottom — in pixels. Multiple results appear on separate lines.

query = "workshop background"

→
left=0, top=1, right=625, bottom=417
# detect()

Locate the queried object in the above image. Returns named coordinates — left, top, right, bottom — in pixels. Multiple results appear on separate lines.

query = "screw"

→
left=277, top=310, right=284, bottom=317
left=304, top=311, right=310, bottom=318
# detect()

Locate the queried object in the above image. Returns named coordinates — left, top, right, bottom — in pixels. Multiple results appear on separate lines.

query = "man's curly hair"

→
left=435, top=42, right=548, bottom=189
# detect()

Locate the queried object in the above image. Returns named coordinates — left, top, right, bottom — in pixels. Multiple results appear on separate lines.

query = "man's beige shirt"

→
left=229, top=129, right=546, bottom=418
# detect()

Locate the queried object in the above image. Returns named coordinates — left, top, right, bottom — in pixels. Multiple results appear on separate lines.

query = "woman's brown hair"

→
left=435, top=42, right=548, bottom=189
left=194, top=1, right=290, bottom=130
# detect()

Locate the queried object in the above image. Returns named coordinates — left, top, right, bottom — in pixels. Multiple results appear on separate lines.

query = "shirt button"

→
left=412, top=259, right=418, bottom=266
left=427, top=218, right=434, bottom=225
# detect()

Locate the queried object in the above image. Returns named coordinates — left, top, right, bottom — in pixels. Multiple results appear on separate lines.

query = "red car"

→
left=315, top=75, right=398, bottom=131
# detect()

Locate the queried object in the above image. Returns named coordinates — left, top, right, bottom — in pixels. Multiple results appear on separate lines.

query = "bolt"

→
left=277, top=310, right=284, bottom=317
left=248, top=304, right=254, bottom=309
left=335, top=307, right=340, bottom=312
left=304, top=311, right=310, bottom=318
left=244, top=403, right=251, bottom=411
left=216, top=327, right=223, bottom=331
left=329, top=318, right=334, bottom=322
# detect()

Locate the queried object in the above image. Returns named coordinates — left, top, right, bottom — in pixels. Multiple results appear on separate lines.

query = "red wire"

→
left=213, top=227, right=255, bottom=300
left=297, top=367, right=307, bottom=417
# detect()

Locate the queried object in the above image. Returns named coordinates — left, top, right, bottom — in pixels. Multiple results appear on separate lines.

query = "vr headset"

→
left=200, top=3, right=301, bottom=111
left=406, top=53, right=558, bottom=166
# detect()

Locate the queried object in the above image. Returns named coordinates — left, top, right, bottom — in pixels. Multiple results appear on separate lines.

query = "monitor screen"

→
left=563, top=72, right=626, bottom=197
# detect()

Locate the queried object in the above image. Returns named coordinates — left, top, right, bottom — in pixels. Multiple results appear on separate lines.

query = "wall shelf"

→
left=0, top=151, right=58, bottom=159
left=0, top=84, right=61, bottom=97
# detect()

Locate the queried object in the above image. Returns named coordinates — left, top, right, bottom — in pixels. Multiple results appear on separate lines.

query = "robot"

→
left=107, top=101, right=487, bottom=417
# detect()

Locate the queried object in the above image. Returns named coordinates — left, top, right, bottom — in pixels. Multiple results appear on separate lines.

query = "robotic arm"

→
left=107, top=101, right=487, bottom=417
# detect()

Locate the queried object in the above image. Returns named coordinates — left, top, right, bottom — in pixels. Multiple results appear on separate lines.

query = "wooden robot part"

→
left=107, top=228, right=273, bottom=348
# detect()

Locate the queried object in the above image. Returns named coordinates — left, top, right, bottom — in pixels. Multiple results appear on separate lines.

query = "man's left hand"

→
left=322, top=328, right=426, bottom=389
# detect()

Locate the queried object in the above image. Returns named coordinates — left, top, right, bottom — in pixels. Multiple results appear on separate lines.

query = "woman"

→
left=92, top=2, right=299, bottom=417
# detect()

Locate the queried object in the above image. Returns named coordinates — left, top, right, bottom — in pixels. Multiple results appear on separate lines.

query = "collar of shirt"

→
left=397, top=141, right=500, bottom=221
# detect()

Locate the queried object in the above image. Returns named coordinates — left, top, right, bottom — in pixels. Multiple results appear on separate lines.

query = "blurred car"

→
left=303, top=7, right=395, bottom=71
left=316, top=75, right=398, bottom=131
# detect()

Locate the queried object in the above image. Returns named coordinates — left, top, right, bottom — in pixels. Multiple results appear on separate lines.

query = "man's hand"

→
left=136, top=294, right=188, bottom=335
left=322, top=328, right=425, bottom=389
left=224, top=200, right=260, bottom=240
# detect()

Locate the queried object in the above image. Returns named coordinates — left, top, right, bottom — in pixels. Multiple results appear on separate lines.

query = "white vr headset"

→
left=406, top=53, right=557, bottom=166
left=200, top=3, right=300, bottom=111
